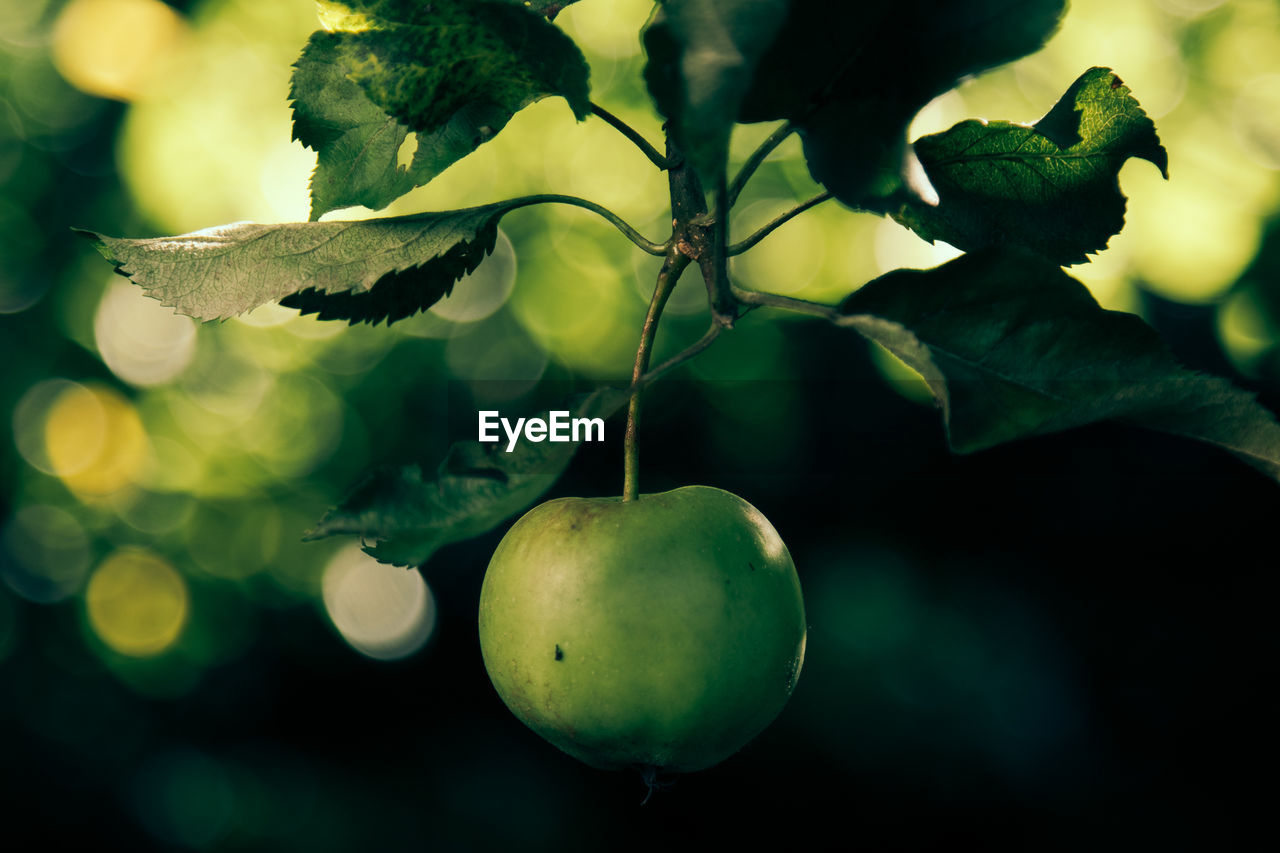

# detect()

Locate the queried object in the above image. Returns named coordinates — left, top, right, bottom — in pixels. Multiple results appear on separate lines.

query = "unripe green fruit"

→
left=478, top=485, right=806, bottom=773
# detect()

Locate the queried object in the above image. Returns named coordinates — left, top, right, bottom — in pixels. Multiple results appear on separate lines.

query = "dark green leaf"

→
left=838, top=250, right=1280, bottom=480
left=305, top=387, right=631, bottom=566
left=76, top=200, right=528, bottom=325
left=318, top=0, right=582, bottom=26
left=502, top=0, right=581, bottom=17
left=738, top=0, right=1067, bottom=207
left=894, top=68, right=1169, bottom=265
left=1230, top=217, right=1280, bottom=336
left=336, top=1, right=590, bottom=133
left=293, top=0, right=590, bottom=218
left=291, top=33, right=512, bottom=220
left=643, top=0, right=790, bottom=183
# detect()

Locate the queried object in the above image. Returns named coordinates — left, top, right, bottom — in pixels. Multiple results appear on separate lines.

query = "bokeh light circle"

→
left=321, top=544, right=435, bottom=661
left=43, top=382, right=149, bottom=496
left=13, top=378, right=79, bottom=474
left=1233, top=74, right=1280, bottom=171
left=428, top=229, right=517, bottom=323
left=86, top=547, right=188, bottom=657
left=733, top=199, right=829, bottom=296
left=52, top=0, right=187, bottom=102
left=95, top=280, right=198, bottom=387
left=1, top=505, right=93, bottom=603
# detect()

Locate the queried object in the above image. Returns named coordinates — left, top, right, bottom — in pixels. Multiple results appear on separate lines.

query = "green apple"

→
left=478, top=485, right=806, bottom=773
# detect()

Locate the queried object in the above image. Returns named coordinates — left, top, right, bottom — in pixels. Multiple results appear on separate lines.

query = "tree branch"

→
left=696, top=181, right=737, bottom=328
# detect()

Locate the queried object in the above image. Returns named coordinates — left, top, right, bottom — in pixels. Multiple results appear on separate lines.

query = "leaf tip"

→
left=71, top=228, right=116, bottom=262
left=360, top=543, right=418, bottom=568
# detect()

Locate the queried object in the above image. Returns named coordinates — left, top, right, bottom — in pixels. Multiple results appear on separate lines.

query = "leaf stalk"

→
left=730, top=283, right=841, bottom=321
left=590, top=102, right=672, bottom=170
left=727, top=122, right=795, bottom=207
left=636, top=322, right=722, bottom=387
left=728, top=191, right=833, bottom=255
left=508, top=194, right=667, bottom=255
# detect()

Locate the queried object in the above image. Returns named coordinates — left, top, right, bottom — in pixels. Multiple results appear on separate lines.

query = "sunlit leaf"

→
left=294, top=0, right=590, bottom=218
left=77, top=200, right=530, bottom=325
left=894, top=68, right=1169, bottom=265
left=318, top=0, right=583, bottom=27
left=643, top=0, right=789, bottom=183
left=839, top=250, right=1280, bottom=480
left=305, top=387, right=631, bottom=566
left=291, top=33, right=513, bottom=220
left=738, top=0, right=1066, bottom=207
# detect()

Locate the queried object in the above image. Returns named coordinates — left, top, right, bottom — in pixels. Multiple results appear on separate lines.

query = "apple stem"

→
left=625, top=251, right=689, bottom=502
left=637, top=764, right=672, bottom=805
left=624, top=135, right=734, bottom=502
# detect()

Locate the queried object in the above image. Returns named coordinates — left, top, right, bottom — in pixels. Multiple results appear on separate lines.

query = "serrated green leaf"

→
left=293, top=0, right=590, bottom=218
left=340, top=1, right=590, bottom=132
left=318, top=0, right=581, bottom=28
left=76, top=200, right=527, bottom=325
left=737, top=0, right=1066, bottom=207
left=305, top=387, right=631, bottom=566
left=501, top=0, right=581, bottom=17
left=894, top=67, right=1168, bottom=265
left=291, top=33, right=513, bottom=220
left=643, top=0, right=789, bottom=184
left=838, top=249, right=1280, bottom=480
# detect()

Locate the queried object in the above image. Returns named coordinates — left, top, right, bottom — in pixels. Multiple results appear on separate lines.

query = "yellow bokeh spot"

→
left=86, top=548, right=188, bottom=657
left=1125, top=159, right=1264, bottom=303
left=543, top=116, right=667, bottom=224
left=874, top=218, right=963, bottom=275
left=118, top=1, right=316, bottom=231
left=44, top=383, right=149, bottom=497
left=557, top=0, right=652, bottom=58
left=52, top=0, right=187, bottom=101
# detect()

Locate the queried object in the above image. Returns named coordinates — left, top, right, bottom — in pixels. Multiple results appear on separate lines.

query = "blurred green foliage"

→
left=1, top=0, right=1278, bottom=848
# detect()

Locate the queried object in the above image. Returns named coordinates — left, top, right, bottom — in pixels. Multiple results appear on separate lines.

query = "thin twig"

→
left=509, top=194, right=668, bottom=255
left=729, top=283, right=841, bottom=321
left=636, top=322, right=723, bottom=387
left=728, top=191, right=833, bottom=256
left=727, top=122, right=795, bottom=207
left=590, top=102, right=670, bottom=170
